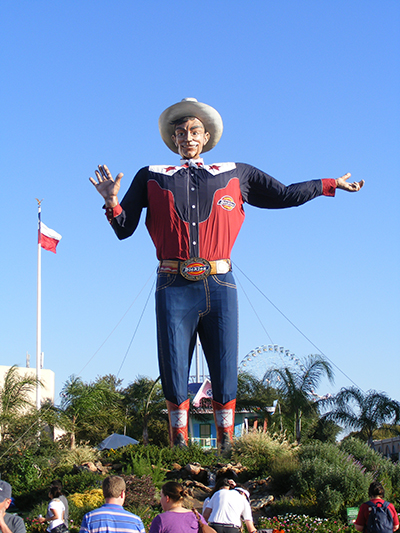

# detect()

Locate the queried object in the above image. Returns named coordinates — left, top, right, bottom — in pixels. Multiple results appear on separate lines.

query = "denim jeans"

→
left=155, top=271, right=238, bottom=405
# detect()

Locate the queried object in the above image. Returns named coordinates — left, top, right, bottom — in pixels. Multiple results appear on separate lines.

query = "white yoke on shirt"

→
left=205, top=489, right=252, bottom=527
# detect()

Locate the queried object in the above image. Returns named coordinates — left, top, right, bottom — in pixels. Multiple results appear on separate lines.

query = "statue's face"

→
left=172, top=118, right=210, bottom=160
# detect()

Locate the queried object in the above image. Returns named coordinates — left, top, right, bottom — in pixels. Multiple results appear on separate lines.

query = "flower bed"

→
left=258, top=514, right=353, bottom=533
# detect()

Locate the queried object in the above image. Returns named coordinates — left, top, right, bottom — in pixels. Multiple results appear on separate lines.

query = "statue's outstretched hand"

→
left=89, top=164, right=124, bottom=207
left=336, top=172, right=364, bottom=192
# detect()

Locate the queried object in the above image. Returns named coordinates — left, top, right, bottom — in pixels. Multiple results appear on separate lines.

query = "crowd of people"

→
left=1, top=476, right=399, bottom=533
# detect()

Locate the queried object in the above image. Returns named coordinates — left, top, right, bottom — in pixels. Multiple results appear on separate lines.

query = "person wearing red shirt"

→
left=90, top=98, right=364, bottom=451
left=355, top=481, right=399, bottom=532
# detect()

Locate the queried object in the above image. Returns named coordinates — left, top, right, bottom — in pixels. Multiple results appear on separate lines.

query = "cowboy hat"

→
left=158, top=98, right=223, bottom=154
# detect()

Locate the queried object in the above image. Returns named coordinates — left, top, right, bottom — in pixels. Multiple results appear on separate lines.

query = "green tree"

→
left=305, top=416, right=342, bottom=443
left=322, top=387, right=400, bottom=445
left=123, top=376, right=168, bottom=446
left=264, top=354, right=334, bottom=443
left=236, top=372, right=281, bottom=431
left=0, top=365, right=41, bottom=441
left=58, top=374, right=125, bottom=448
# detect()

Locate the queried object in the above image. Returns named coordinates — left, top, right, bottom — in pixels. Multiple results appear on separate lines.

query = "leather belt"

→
left=158, top=258, right=231, bottom=280
left=209, top=524, right=240, bottom=530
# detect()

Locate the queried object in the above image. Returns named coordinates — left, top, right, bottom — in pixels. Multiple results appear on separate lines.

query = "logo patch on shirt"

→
left=217, top=195, right=236, bottom=211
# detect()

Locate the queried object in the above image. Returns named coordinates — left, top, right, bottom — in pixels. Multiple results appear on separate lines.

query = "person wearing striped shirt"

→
left=79, top=476, right=144, bottom=533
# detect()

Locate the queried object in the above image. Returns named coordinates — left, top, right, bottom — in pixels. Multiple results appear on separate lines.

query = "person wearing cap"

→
left=90, top=98, right=364, bottom=451
left=0, top=481, right=26, bottom=533
left=202, top=479, right=256, bottom=533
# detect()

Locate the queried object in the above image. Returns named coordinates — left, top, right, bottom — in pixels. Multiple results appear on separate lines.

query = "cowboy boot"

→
left=212, top=399, right=236, bottom=453
left=166, top=399, right=190, bottom=447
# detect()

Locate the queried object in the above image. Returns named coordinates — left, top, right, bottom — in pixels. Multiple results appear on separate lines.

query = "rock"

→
left=166, top=468, right=188, bottom=480
left=216, top=463, right=247, bottom=481
left=185, top=463, right=209, bottom=484
left=251, top=495, right=274, bottom=511
left=185, top=463, right=202, bottom=476
left=247, top=477, right=272, bottom=496
left=82, top=461, right=97, bottom=472
left=95, top=461, right=111, bottom=474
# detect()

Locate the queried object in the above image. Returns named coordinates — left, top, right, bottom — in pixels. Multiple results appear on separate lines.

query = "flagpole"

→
left=36, top=198, right=42, bottom=410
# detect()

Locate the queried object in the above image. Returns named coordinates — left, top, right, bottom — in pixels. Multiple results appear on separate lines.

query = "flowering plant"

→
left=25, top=517, right=47, bottom=533
left=258, top=514, right=352, bottom=532
left=68, top=489, right=104, bottom=509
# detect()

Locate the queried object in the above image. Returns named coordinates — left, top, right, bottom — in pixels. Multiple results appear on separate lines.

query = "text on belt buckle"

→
left=180, top=257, right=211, bottom=281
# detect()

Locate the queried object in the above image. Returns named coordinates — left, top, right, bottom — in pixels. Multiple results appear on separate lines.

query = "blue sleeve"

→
left=237, top=163, right=323, bottom=209
left=111, top=167, right=149, bottom=240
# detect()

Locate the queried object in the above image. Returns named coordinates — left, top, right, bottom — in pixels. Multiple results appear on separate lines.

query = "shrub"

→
left=339, top=437, right=400, bottom=506
left=292, top=441, right=373, bottom=518
left=63, top=489, right=105, bottom=527
left=56, top=445, right=101, bottom=469
left=62, top=470, right=103, bottom=494
left=339, top=438, right=393, bottom=474
left=122, top=475, right=156, bottom=509
left=105, top=443, right=219, bottom=472
left=232, top=431, right=298, bottom=477
left=2, top=450, right=54, bottom=510
left=158, top=442, right=219, bottom=468
left=268, top=453, right=300, bottom=494
left=121, top=448, right=166, bottom=487
left=68, top=488, right=104, bottom=509
left=266, top=496, right=318, bottom=518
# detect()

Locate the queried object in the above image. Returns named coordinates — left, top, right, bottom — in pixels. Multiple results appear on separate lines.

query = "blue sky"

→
left=1, top=0, right=399, bottom=405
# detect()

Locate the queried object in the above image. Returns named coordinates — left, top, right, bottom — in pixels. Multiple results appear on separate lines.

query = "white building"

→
left=0, top=364, right=55, bottom=407
left=372, top=437, right=400, bottom=461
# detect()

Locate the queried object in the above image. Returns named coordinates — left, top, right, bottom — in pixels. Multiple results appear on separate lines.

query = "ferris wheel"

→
left=238, top=344, right=303, bottom=382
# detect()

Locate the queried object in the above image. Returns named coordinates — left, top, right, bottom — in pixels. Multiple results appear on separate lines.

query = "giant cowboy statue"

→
left=90, top=98, right=364, bottom=451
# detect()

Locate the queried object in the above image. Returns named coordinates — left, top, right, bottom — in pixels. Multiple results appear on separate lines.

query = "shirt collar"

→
left=180, top=158, right=205, bottom=168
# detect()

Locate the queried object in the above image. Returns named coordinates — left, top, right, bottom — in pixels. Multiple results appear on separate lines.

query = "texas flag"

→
left=39, top=223, right=62, bottom=253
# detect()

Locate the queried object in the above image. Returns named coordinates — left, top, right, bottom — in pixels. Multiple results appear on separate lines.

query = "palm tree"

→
left=322, top=387, right=400, bottom=445
left=236, top=372, right=281, bottom=431
left=58, top=374, right=125, bottom=448
left=264, top=354, right=334, bottom=443
left=0, top=365, right=40, bottom=440
left=123, top=376, right=167, bottom=446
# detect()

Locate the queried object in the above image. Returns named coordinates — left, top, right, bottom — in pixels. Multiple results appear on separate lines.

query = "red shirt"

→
left=106, top=161, right=336, bottom=261
left=355, top=498, right=399, bottom=529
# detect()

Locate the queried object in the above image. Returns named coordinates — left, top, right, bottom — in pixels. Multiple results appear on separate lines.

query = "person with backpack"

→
left=354, top=481, right=399, bottom=532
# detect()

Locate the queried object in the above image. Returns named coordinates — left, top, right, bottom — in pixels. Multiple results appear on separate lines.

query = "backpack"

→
left=365, top=500, right=393, bottom=533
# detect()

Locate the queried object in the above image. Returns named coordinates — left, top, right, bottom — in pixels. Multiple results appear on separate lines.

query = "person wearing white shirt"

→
left=203, top=479, right=256, bottom=533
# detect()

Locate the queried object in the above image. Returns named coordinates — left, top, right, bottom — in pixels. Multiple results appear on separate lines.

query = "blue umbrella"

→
left=98, top=433, right=139, bottom=450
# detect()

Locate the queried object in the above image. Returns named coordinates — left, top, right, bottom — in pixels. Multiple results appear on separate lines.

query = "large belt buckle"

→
left=180, top=257, right=211, bottom=281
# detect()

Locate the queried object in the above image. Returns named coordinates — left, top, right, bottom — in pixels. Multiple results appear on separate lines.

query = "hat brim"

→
left=158, top=99, right=223, bottom=154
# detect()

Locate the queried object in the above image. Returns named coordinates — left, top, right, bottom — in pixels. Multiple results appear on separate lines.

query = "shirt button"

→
left=192, top=222, right=196, bottom=226
left=192, top=205, right=196, bottom=209
left=191, top=187, right=195, bottom=191
left=193, top=241, right=197, bottom=245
